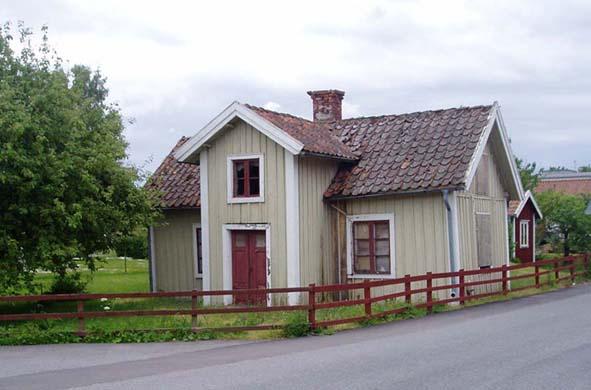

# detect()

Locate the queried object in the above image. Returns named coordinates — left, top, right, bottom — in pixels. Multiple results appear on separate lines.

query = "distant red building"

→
left=508, top=191, right=543, bottom=263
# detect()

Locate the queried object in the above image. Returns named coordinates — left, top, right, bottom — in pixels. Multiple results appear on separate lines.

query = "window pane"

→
left=249, top=160, right=259, bottom=178
left=236, top=178, right=245, bottom=196
left=234, top=232, right=247, bottom=248
left=375, top=239, right=389, bottom=255
left=355, top=239, right=369, bottom=256
left=234, top=161, right=245, bottom=178
left=255, top=232, right=265, bottom=248
left=376, top=256, right=390, bottom=273
left=249, top=178, right=260, bottom=195
left=375, top=222, right=389, bottom=239
left=355, top=256, right=371, bottom=272
left=354, top=222, right=369, bottom=239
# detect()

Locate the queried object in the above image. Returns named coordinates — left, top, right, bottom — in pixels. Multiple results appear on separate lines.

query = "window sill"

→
left=348, top=273, right=396, bottom=280
left=227, top=196, right=264, bottom=204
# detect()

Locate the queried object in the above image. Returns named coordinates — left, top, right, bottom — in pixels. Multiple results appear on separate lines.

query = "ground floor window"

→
left=347, top=214, right=395, bottom=278
left=519, top=220, right=529, bottom=248
left=194, top=226, right=203, bottom=275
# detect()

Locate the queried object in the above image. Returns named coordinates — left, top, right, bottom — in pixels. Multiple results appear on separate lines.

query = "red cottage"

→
left=508, top=190, right=543, bottom=263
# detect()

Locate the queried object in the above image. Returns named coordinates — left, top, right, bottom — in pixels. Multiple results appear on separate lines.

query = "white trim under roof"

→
left=174, top=102, right=304, bottom=162
left=464, top=103, right=525, bottom=200
left=514, top=190, right=543, bottom=219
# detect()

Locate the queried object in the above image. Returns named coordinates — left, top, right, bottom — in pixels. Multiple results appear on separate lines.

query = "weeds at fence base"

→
left=283, top=312, right=311, bottom=338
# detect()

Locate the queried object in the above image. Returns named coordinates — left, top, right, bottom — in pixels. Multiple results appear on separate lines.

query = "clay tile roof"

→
left=536, top=172, right=591, bottom=195
left=146, top=137, right=200, bottom=209
left=324, top=105, right=494, bottom=198
left=245, top=104, right=357, bottom=160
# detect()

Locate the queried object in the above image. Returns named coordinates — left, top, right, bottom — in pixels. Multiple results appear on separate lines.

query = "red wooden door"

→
left=231, top=230, right=267, bottom=305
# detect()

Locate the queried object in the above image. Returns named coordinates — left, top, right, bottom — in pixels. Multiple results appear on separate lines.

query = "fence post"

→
left=77, top=300, right=85, bottom=337
left=535, top=263, right=540, bottom=288
left=554, top=259, right=560, bottom=282
left=502, top=264, right=508, bottom=295
left=191, top=290, right=198, bottom=330
left=570, top=257, right=576, bottom=285
left=308, top=284, right=316, bottom=331
left=363, top=279, right=372, bottom=318
left=404, top=274, right=411, bottom=305
left=426, top=272, right=433, bottom=314
left=459, top=269, right=465, bottom=305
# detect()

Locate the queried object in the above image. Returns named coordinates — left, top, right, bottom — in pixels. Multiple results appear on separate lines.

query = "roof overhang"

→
left=174, top=101, right=304, bottom=162
left=464, top=102, right=525, bottom=200
left=514, top=190, right=543, bottom=219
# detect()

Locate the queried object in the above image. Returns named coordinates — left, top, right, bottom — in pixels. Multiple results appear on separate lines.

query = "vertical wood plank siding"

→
left=458, top=141, right=509, bottom=294
left=298, top=157, right=339, bottom=287
left=207, top=120, right=287, bottom=300
left=342, top=193, right=450, bottom=299
left=153, top=209, right=202, bottom=291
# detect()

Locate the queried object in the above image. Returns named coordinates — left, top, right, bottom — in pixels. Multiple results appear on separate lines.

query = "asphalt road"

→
left=2, top=284, right=591, bottom=390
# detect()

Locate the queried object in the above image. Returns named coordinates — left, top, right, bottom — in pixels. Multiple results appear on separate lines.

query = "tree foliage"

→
left=0, top=23, right=158, bottom=293
left=515, top=158, right=539, bottom=192
left=536, top=191, right=591, bottom=256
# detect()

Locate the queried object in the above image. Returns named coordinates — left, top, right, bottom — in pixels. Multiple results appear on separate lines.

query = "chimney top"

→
left=307, top=89, right=345, bottom=122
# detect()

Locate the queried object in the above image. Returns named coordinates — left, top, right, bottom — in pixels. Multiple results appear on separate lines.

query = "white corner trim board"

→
left=199, top=150, right=211, bottom=304
left=174, top=102, right=304, bottom=162
left=464, top=103, right=525, bottom=200
left=284, top=152, right=301, bottom=305
left=345, top=213, right=396, bottom=279
left=222, top=224, right=271, bottom=306
left=226, top=153, right=265, bottom=204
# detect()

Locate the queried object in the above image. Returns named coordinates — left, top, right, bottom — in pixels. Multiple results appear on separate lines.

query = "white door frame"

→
left=222, top=223, right=271, bottom=306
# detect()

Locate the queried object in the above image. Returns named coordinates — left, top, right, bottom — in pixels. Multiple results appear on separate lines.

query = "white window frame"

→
left=346, top=213, right=396, bottom=279
left=192, top=223, right=202, bottom=278
left=520, top=220, right=529, bottom=248
left=226, top=153, right=265, bottom=204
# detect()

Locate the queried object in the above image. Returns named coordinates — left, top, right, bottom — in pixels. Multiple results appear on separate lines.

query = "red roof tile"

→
left=146, top=137, right=200, bottom=209
left=324, top=105, right=494, bottom=198
left=246, top=105, right=357, bottom=160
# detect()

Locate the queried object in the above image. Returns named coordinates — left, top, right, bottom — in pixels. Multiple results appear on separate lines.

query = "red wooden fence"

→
left=0, top=254, right=588, bottom=336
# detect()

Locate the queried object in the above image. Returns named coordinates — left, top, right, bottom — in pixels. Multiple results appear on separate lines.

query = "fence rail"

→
left=1, top=254, right=589, bottom=336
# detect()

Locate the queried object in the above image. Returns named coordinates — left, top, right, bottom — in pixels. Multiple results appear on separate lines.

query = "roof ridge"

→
left=333, top=103, right=494, bottom=123
left=244, top=103, right=316, bottom=124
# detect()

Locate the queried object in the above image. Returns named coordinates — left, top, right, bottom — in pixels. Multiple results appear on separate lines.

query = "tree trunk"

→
left=563, top=231, right=570, bottom=256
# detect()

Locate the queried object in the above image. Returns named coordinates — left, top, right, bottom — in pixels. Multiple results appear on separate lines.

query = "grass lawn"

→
left=1, top=257, right=588, bottom=345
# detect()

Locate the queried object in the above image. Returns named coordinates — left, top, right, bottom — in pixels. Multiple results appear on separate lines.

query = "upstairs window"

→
left=227, top=154, right=264, bottom=203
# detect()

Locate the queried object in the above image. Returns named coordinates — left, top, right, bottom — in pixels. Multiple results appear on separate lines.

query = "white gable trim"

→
left=174, top=102, right=304, bottom=162
left=464, top=103, right=525, bottom=200
left=515, top=190, right=543, bottom=219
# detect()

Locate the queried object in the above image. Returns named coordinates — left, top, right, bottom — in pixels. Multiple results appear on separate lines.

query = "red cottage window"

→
left=233, top=159, right=260, bottom=197
left=195, top=227, right=203, bottom=275
left=353, top=221, right=391, bottom=274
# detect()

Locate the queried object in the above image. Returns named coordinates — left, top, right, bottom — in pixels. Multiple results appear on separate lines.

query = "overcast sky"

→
left=3, top=0, right=590, bottom=172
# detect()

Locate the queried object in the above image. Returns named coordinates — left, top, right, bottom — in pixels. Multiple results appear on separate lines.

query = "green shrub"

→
left=113, top=229, right=148, bottom=259
left=49, top=273, right=87, bottom=294
left=282, top=312, right=310, bottom=338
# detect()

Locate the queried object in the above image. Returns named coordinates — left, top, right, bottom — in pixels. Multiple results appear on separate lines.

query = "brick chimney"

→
left=307, top=90, right=345, bottom=122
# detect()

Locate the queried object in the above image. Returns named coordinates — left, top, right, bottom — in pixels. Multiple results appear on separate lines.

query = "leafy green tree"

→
left=536, top=191, right=591, bottom=256
left=515, top=158, right=539, bottom=192
left=0, top=23, right=158, bottom=293
left=579, top=165, right=591, bottom=173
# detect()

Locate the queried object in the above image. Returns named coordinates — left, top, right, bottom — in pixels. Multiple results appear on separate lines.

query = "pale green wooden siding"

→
left=298, top=157, right=339, bottom=286
left=153, top=209, right=202, bottom=291
left=459, top=139, right=509, bottom=294
left=343, top=193, right=450, bottom=299
left=207, top=119, right=287, bottom=293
